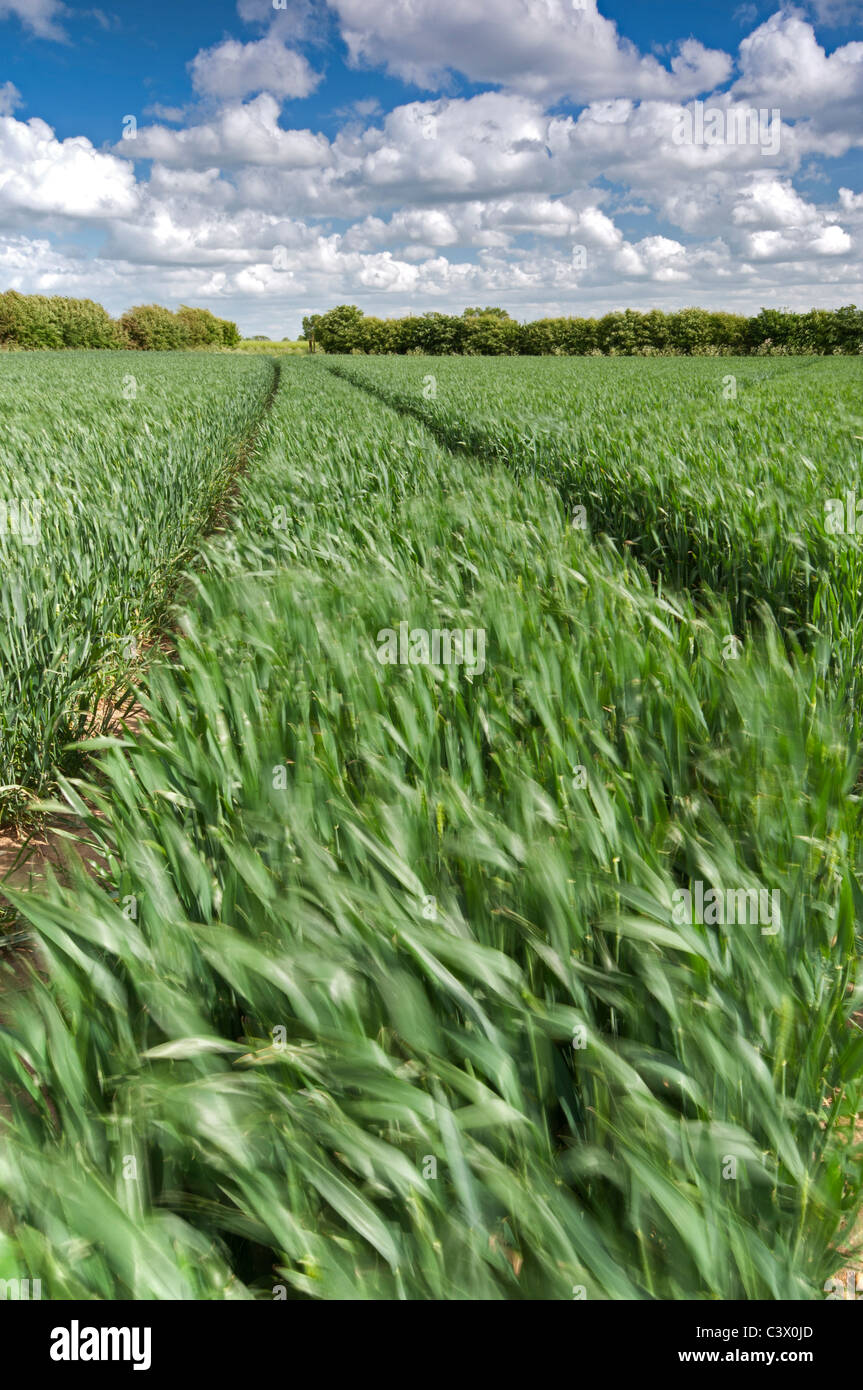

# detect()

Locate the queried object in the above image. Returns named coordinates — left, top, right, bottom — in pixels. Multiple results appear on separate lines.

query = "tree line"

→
left=1, top=290, right=860, bottom=355
left=0, top=292, right=240, bottom=350
left=302, top=303, right=863, bottom=356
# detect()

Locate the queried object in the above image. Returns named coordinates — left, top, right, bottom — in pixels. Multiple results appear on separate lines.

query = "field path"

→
left=0, top=355, right=283, bottom=940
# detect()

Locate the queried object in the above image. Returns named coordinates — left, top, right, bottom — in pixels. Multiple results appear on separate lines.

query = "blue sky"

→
left=1, top=0, right=861, bottom=335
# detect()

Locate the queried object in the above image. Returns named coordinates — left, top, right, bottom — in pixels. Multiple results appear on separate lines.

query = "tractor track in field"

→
left=0, top=354, right=283, bottom=965
left=318, top=359, right=863, bottom=727
left=320, top=355, right=863, bottom=1298
left=319, top=359, right=488, bottom=466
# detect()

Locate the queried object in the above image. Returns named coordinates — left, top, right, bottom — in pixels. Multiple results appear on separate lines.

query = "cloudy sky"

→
left=1, top=0, right=862, bottom=335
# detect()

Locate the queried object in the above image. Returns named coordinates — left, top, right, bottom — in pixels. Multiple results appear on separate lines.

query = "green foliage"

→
left=300, top=314, right=322, bottom=351
left=0, top=353, right=862, bottom=1301
left=306, top=303, right=863, bottom=355
left=415, top=312, right=466, bottom=354
left=322, top=352, right=863, bottom=710
left=177, top=306, right=230, bottom=347
left=0, top=292, right=239, bottom=351
left=121, top=304, right=239, bottom=350
left=0, top=350, right=273, bottom=820
left=462, top=309, right=521, bottom=356
left=0, top=360, right=860, bottom=1300
left=0, top=291, right=123, bottom=350
left=219, top=317, right=241, bottom=347
left=120, top=304, right=189, bottom=350
left=2, top=290, right=860, bottom=356
left=313, top=304, right=366, bottom=353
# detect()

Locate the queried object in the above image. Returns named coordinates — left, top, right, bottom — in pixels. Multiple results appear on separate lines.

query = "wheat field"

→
left=0, top=351, right=861, bottom=1300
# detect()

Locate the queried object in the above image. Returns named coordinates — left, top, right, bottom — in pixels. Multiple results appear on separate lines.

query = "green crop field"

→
left=0, top=351, right=274, bottom=822
left=324, top=354, right=863, bottom=707
left=0, top=351, right=862, bottom=1300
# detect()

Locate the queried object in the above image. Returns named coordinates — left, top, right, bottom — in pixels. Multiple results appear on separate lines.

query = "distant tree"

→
left=707, top=312, right=747, bottom=353
left=355, top=316, right=396, bottom=354
left=829, top=304, right=863, bottom=353
left=596, top=311, right=630, bottom=354
left=457, top=306, right=518, bottom=354
left=313, top=305, right=364, bottom=353
left=177, top=306, right=225, bottom=347
left=418, top=313, right=464, bottom=354
left=0, top=291, right=122, bottom=349
left=519, top=319, right=562, bottom=355
left=217, top=317, right=241, bottom=346
left=119, top=304, right=239, bottom=350
left=120, top=304, right=189, bottom=350
left=666, top=308, right=712, bottom=354
left=745, top=307, right=798, bottom=353
left=300, top=313, right=324, bottom=352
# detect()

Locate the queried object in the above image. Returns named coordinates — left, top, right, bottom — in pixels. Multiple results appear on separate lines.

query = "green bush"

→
left=0, top=292, right=240, bottom=351
left=119, top=305, right=186, bottom=350
left=0, top=291, right=123, bottom=349
left=177, top=306, right=225, bottom=347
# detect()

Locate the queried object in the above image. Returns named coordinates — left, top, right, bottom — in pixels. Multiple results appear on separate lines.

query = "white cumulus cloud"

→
left=327, top=0, right=731, bottom=101
left=189, top=35, right=323, bottom=102
left=0, top=115, right=138, bottom=222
